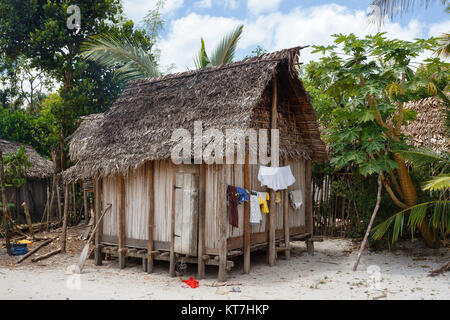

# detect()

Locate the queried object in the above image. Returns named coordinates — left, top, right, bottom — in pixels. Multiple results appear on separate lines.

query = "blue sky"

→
left=122, top=0, right=450, bottom=72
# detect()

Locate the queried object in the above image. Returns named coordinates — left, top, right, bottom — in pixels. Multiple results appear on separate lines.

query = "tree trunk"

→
left=393, top=153, right=440, bottom=248
left=0, top=151, right=11, bottom=255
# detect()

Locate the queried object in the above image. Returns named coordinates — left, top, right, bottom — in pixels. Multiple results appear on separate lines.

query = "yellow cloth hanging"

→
left=258, top=192, right=270, bottom=214
left=275, top=191, right=281, bottom=203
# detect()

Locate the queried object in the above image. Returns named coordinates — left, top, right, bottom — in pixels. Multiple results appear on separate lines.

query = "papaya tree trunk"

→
left=393, top=153, right=440, bottom=248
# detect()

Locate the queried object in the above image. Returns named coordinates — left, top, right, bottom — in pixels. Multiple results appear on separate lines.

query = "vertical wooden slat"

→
left=305, top=160, right=314, bottom=254
left=218, top=165, right=228, bottom=281
left=147, top=162, right=155, bottom=273
left=118, top=174, right=126, bottom=268
left=197, top=163, right=206, bottom=279
left=243, top=154, right=251, bottom=273
left=169, top=164, right=176, bottom=277
left=283, top=169, right=291, bottom=259
left=268, top=75, right=277, bottom=266
left=94, top=175, right=103, bottom=265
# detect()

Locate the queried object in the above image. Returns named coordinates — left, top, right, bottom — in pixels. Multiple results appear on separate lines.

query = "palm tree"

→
left=194, top=25, right=244, bottom=69
left=370, top=0, right=448, bottom=24
left=372, top=149, right=450, bottom=244
left=81, top=33, right=160, bottom=83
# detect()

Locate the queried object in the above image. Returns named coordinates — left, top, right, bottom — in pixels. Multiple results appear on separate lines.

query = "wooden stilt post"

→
left=21, top=202, right=33, bottom=237
left=60, top=183, right=70, bottom=253
left=147, top=162, right=155, bottom=274
left=197, top=163, right=206, bottom=279
left=118, top=174, right=126, bottom=269
left=268, top=75, right=278, bottom=267
left=218, top=165, right=228, bottom=282
left=305, top=160, right=314, bottom=255
left=243, top=154, right=251, bottom=273
left=94, top=175, right=103, bottom=266
left=169, top=164, right=176, bottom=277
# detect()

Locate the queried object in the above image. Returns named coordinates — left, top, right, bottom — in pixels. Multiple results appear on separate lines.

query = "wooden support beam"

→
left=118, top=174, right=126, bottom=268
left=283, top=178, right=291, bottom=260
left=60, top=183, right=70, bottom=254
left=218, top=165, right=228, bottom=282
left=147, top=162, right=155, bottom=274
left=197, top=164, right=206, bottom=279
left=94, top=175, right=103, bottom=265
left=305, top=160, right=314, bottom=255
left=169, top=165, right=176, bottom=277
left=243, top=154, right=251, bottom=273
left=268, top=74, right=278, bottom=267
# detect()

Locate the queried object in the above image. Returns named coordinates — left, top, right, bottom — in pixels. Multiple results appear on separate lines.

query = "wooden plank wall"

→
left=205, top=160, right=306, bottom=251
left=125, top=163, right=150, bottom=240
left=101, top=159, right=306, bottom=252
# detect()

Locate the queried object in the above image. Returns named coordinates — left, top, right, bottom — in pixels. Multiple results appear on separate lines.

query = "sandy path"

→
left=0, top=238, right=448, bottom=300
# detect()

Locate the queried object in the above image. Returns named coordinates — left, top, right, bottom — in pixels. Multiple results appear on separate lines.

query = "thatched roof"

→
left=403, top=97, right=449, bottom=153
left=0, top=139, right=53, bottom=179
left=65, top=46, right=327, bottom=181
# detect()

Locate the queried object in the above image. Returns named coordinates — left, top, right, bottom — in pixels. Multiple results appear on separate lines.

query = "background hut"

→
left=403, top=97, right=449, bottom=153
left=0, top=139, right=53, bottom=223
left=65, top=47, right=328, bottom=280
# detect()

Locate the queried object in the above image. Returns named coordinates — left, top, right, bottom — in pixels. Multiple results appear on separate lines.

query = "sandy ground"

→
left=0, top=227, right=449, bottom=300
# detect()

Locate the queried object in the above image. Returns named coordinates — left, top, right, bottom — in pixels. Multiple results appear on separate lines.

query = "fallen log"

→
left=16, top=238, right=54, bottom=264
left=428, top=261, right=450, bottom=277
left=31, top=248, right=61, bottom=263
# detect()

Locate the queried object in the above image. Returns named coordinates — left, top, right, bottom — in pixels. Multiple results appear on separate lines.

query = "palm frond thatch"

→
left=0, top=139, right=53, bottom=179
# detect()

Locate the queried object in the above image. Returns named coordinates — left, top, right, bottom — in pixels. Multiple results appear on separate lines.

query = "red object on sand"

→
left=182, top=277, right=199, bottom=288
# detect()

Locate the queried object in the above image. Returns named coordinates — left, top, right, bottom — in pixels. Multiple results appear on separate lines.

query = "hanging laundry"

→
left=250, top=191, right=263, bottom=225
left=258, top=192, right=270, bottom=214
left=236, top=187, right=249, bottom=204
left=289, top=189, right=303, bottom=210
left=227, top=185, right=239, bottom=228
left=257, top=165, right=296, bottom=191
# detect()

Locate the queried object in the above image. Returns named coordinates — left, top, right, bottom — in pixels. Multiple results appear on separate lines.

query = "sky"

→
left=121, top=0, right=450, bottom=72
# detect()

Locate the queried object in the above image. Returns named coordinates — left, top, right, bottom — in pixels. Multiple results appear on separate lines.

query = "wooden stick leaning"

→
left=77, top=203, right=112, bottom=273
left=353, top=173, right=382, bottom=271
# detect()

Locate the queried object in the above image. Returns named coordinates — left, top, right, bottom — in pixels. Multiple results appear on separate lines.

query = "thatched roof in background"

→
left=403, top=97, right=449, bottom=153
left=0, top=139, right=53, bottom=179
left=65, top=46, right=327, bottom=181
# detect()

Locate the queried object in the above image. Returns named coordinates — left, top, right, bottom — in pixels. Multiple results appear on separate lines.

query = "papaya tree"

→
left=309, top=33, right=448, bottom=247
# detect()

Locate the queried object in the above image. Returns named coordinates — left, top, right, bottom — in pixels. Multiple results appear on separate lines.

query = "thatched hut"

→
left=0, top=139, right=53, bottom=223
left=64, top=46, right=328, bottom=280
left=403, top=97, right=449, bottom=153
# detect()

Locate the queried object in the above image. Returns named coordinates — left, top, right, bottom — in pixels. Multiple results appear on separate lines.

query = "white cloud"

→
left=122, top=0, right=184, bottom=24
left=194, top=0, right=212, bottom=9
left=428, top=19, right=450, bottom=37
left=158, top=4, right=435, bottom=72
left=247, top=0, right=282, bottom=15
left=223, top=0, right=240, bottom=10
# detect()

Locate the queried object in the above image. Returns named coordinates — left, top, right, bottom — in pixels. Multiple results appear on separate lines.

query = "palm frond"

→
left=394, top=149, right=449, bottom=168
left=194, top=38, right=211, bottom=69
left=81, top=33, right=160, bottom=83
left=423, top=174, right=450, bottom=191
left=210, top=24, right=244, bottom=66
left=435, top=33, right=450, bottom=58
left=372, top=200, right=450, bottom=242
left=370, top=0, right=447, bottom=24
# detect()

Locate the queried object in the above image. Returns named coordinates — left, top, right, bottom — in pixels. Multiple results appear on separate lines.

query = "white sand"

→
left=0, top=238, right=448, bottom=300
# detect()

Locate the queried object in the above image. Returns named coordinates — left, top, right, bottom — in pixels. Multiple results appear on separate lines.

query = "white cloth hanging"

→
left=257, top=165, right=296, bottom=191
left=289, top=189, right=303, bottom=210
left=249, top=192, right=263, bottom=225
